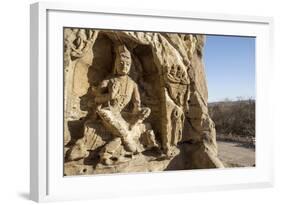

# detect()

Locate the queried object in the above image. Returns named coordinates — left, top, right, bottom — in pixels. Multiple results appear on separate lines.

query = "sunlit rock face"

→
left=63, top=29, right=223, bottom=176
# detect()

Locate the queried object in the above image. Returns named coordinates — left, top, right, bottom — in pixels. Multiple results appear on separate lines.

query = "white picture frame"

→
left=30, top=2, right=274, bottom=202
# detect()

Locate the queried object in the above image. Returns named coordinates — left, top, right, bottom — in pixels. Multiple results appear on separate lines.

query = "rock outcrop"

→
left=64, top=28, right=224, bottom=176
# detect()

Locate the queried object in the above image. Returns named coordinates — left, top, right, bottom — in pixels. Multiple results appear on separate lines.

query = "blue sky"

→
left=204, top=35, right=255, bottom=102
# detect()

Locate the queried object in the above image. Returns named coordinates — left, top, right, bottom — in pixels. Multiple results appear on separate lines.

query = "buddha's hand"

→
left=111, top=81, right=120, bottom=99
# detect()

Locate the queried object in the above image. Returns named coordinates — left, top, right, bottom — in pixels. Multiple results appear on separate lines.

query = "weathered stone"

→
left=64, top=28, right=224, bottom=176
left=65, top=139, right=89, bottom=161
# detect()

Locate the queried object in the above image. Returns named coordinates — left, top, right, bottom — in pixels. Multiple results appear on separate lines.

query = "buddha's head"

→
left=114, top=45, right=132, bottom=75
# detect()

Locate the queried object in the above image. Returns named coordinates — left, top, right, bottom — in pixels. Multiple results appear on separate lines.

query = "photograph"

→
left=63, top=28, right=255, bottom=176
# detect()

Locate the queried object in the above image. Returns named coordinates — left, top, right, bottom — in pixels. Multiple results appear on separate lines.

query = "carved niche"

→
left=63, top=28, right=224, bottom=176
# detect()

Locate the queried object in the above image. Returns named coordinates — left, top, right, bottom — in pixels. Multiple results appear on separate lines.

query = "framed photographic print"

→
left=30, top=2, right=274, bottom=202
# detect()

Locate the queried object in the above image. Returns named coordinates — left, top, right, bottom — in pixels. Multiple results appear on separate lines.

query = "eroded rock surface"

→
left=64, top=29, right=224, bottom=176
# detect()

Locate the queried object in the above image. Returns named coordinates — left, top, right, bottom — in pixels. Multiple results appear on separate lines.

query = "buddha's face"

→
left=115, top=52, right=132, bottom=75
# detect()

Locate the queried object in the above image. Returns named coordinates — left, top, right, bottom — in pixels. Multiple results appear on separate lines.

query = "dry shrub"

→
left=208, top=98, right=255, bottom=138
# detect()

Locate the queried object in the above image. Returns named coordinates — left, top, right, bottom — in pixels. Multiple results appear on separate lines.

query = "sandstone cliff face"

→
left=64, top=28, right=223, bottom=175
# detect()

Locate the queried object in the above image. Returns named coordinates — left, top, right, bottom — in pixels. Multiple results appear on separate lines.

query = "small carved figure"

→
left=165, top=64, right=189, bottom=85
left=64, top=28, right=78, bottom=66
left=171, top=107, right=184, bottom=146
left=64, top=28, right=98, bottom=63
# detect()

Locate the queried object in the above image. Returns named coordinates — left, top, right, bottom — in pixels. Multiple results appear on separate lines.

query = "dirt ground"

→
left=217, top=141, right=255, bottom=167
